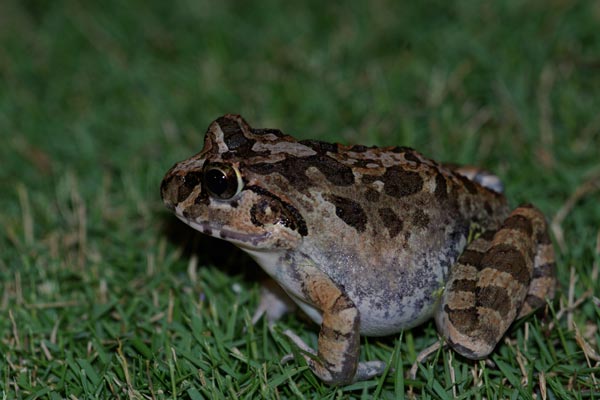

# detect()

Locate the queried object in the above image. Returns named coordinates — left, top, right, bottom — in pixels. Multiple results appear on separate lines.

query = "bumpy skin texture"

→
left=161, top=115, right=556, bottom=385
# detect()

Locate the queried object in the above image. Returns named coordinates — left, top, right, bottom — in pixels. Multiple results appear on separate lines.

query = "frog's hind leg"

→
left=436, top=204, right=556, bottom=359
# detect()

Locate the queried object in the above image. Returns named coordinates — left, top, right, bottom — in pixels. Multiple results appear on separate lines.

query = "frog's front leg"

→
left=436, top=204, right=556, bottom=359
left=283, top=261, right=386, bottom=385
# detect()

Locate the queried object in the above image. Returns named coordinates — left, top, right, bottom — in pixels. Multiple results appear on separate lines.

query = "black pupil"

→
left=205, top=169, right=229, bottom=196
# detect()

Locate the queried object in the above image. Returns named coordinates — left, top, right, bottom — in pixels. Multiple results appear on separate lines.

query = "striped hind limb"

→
left=436, top=204, right=556, bottom=359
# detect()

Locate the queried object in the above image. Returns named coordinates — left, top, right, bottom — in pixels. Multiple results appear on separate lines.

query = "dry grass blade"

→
left=574, top=324, right=600, bottom=363
left=409, top=340, right=442, bottom=380
left=551, top=173, right=600, bottom=252
left=539, top=371, right=547, bottom=400
left=8, top=309, right=20, bottom=350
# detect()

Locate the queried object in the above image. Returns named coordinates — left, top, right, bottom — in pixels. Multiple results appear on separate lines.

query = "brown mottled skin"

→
left=161, top=115, right=556, bottom=385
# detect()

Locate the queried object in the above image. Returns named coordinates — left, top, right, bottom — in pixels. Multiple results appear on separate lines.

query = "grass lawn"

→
left=1, top=0, right=599, bottom=398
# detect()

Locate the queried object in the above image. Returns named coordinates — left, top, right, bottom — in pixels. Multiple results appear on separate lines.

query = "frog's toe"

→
left=282, top=329, right=387, bottom=384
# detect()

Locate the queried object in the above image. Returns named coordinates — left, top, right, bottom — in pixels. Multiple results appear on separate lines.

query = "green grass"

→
left=1, top=0, right=599, bottom=398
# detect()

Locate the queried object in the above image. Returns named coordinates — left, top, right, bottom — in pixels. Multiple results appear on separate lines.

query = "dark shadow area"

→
left=159, top=213, right=269, bottom=283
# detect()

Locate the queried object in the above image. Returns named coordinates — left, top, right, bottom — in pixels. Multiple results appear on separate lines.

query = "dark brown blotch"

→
left=223, top=130, right=250, bottom=151
left=172, top=171, right=202, bottom=204
left=310, top=155, right=355, bottom=186
left=450, top=278, right=477, bottom=293
left=484, top=201, right=492, bottom=215
left=349, top=144, right=369, bottom=153
left=217, top=116, right=255, bottom=153
left=445, top=306, right=499, bottom=346
left=381, top=166, right=424, bottom=198
left=481, top=243, right=531, bottom=285
left=403, top=151, right=421, bottom=165
left=477, top=285, right=511, bottom=317
left=325, top=194, right=367, bottom=232
left=281, top=202, right=309, bottom=236
left=217, top=117, right=273, bottom=156
left=247, top=154, right=355, bottom=192
left=445, top=305, right=478, bottom=333
left=434, top=173, right=448, bottom=200
left=458, top=249, right=485, bottom=268
left=301, top=139, right=339, bottom=154
left=480, top=230, right=496, bottom=241
left=503, top=214, right=533, bottom=236
left=364, top=188, right=380, bottom=202
left=378, top=207, right=404, bottom=238
left=217, top=115, right=244, bottom=137
left=412, top=209, right=430, bottom=229
left=458, top=174, right=478, bottom=194
left=391, top=146, right=414, bottom=153
left=183, top=171, right=202, bottom=190
left=479, top=323, right=500, bottom=347
left=223, top=131, right=274, bottom=159
left=217, top=117, right=269, bottom=156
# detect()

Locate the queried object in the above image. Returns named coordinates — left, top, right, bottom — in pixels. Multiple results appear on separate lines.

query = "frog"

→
left=160, top=114, right=556, bottom=385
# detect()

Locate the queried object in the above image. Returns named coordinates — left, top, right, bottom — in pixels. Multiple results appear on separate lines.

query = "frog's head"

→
left=161, top=114, right=309, bottom=250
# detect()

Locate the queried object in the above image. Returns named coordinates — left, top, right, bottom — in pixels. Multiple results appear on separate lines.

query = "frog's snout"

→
left=161, top=168, right=202, bottom=211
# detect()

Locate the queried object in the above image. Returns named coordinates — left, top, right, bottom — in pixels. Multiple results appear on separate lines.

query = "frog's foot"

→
left=444, top=164, right=505, bottom=193
left=282, top=329, right=386, bottom=384
left=251, top=280, right=297, bottom=326
left=436, top=204, right=556, bottom=359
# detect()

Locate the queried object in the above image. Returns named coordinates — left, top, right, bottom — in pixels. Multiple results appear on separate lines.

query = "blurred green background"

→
left=1, top=0, right=599, bottom=398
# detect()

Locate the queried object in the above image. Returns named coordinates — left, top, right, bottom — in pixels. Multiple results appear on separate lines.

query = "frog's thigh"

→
left=436, top=205, right=553, bottom=359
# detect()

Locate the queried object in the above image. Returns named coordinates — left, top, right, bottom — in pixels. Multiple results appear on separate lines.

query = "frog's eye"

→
left=203, top=163, right=243, bottom=200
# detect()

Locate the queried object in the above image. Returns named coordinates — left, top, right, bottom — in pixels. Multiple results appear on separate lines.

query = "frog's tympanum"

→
left=161, top=115, right=556, bottom=385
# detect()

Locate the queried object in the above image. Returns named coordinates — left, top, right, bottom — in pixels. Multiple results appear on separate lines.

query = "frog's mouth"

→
left=175, top=214, right=272, bottom=248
